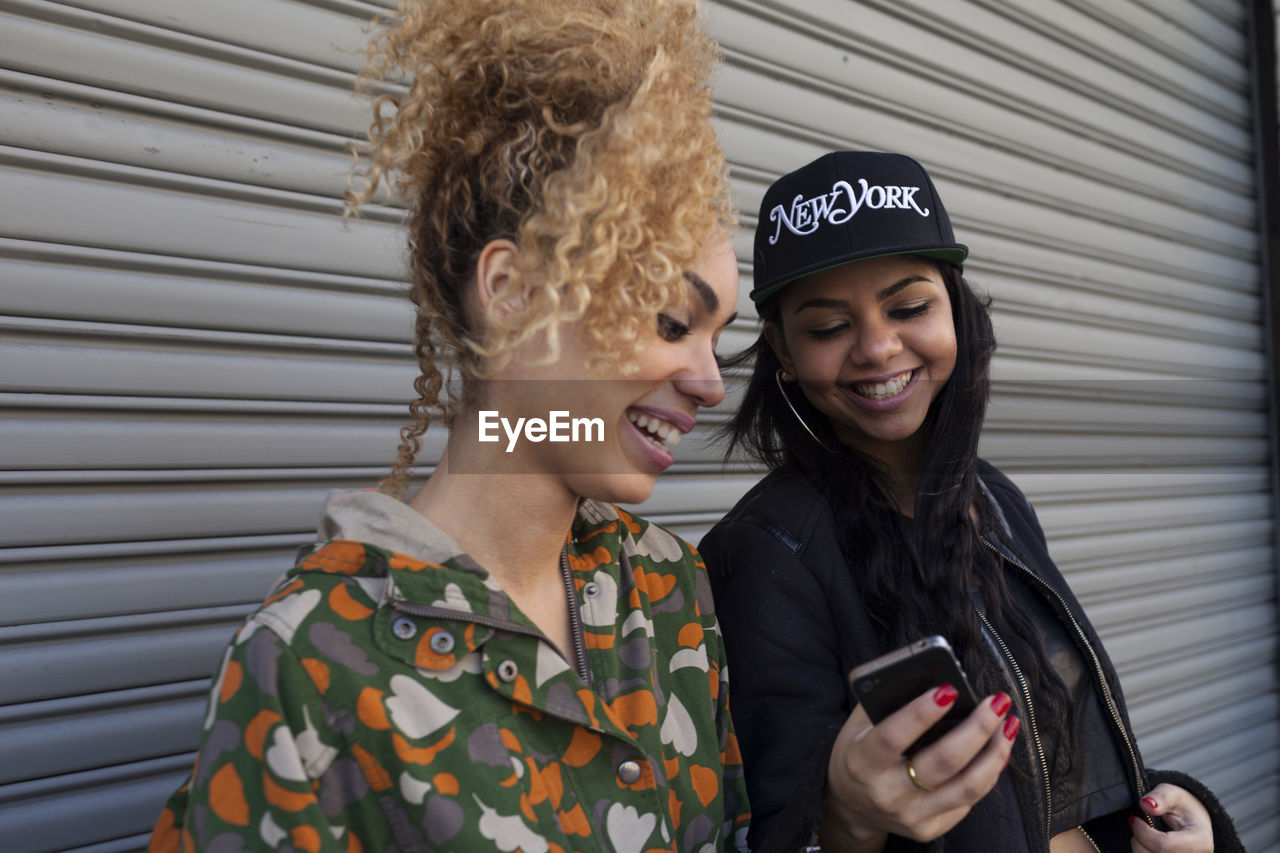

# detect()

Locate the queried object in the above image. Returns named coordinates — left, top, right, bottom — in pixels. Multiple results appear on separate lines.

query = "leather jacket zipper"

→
left=389, top=546, right=592, bottom=687
left=979, top=536, right=1153, bottom=828
left=975, top=606, right=1052, bottom=841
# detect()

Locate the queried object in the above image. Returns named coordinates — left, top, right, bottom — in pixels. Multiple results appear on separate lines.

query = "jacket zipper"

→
left=389, top=547, right=593, bottom=687
left=979, top=536, right=1153, bottom=828
left=975, top=606, right=1052, bottom=841
left=560, top=547, right=591, bottom=684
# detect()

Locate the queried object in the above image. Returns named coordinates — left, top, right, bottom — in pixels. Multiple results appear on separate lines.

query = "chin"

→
left=567, top=472, right=656, bottom=507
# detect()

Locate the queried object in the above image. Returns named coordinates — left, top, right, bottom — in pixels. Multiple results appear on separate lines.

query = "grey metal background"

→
left=0, top=0, right=1276, bottom=850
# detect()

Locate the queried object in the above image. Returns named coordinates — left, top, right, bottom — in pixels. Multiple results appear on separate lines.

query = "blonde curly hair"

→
left=347, top=0, right=734, bottom=497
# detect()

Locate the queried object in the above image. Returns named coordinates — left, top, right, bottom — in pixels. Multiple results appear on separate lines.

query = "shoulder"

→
left=702, top=468, right=837, bottom=560
left=232, top=540, right=389, bottom=671
left=578, top=498, right=701, bottom=571
left=976, top=461, right=1065, bottom=593
left=977, top=459, right=1043, bottom=535
left=610, top=503, right=700, bottom=566
left=578, top=500, right=719, bottom=617
left=976, top=458, right=1026, bottom=506
left=698, top=470, right=853, bottom=624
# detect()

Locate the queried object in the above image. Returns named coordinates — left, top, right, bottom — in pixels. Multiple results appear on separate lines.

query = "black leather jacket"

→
left=700, top=460, right=1243, bottom=853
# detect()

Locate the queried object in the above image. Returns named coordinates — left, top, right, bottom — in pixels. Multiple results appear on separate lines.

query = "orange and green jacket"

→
left=150, top=489, right=750, bottom=852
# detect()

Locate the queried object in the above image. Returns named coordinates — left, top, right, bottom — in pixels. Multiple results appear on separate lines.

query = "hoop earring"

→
left=775, top=369, right=836, bottom=453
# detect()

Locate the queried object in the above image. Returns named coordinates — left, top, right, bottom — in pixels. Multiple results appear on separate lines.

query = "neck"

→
left=407, top=439, right=579, bottom=595
left=881, top=467, right=920, bottom=518
left=843, top=429, right=930, bottom=518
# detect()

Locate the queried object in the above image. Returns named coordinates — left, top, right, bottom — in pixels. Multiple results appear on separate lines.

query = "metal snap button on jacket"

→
left=616, top=759, right=642, bottom=784
left=583, top=582, right=600, bottom=598
left=497, top=660, right=519, bottom=682
left=430, top=632, right=455, bottom=654
left=392, top=616, right=417, bottom=640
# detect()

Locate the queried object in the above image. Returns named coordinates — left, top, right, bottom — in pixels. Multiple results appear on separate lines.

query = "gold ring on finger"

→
left=904, top=756, right=933, bottom=793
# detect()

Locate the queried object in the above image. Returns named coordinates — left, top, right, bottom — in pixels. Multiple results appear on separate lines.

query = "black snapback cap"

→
left=751, top=151, right=967, bottom=304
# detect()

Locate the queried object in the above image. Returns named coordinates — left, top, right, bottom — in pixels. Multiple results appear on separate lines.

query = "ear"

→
left=762, top=321, right=795, bottom=377
left=473, top=239, right=523, bottom=315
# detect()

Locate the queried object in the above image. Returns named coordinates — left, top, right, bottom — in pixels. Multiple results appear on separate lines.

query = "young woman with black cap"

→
left=699, top=151, right=1240, bottom=853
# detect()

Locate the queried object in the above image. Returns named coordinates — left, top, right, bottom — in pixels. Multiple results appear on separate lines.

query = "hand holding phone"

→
left=848, top=636, right=980, bottom=754
left=823, top=637, right=1016, bottom=847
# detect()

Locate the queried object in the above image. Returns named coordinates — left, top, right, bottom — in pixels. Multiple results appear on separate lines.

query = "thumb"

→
left=1140, top=794, right=1163, bottom=818
left=1140, top=785, right=1206, bottom=832
left=839, top=702, right=873, bottom=742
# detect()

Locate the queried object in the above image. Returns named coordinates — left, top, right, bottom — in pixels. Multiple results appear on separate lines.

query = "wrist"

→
left=817, top=800, right=888, bottom=853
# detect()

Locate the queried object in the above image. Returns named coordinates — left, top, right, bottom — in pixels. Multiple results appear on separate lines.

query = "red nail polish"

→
left=989, top=692, right=1012, bottom=716
left=1002, top=754, right=1010, bottom=770
left=1002, top=714, right=1020, bottom=740
left=1142, top=797, right=1158, bottom=811
left=933, top=683, right=958, bottom=706
left=1128, top=815, right=1135, bottom=828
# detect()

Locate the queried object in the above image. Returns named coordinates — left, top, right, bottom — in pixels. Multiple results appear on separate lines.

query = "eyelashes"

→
left=804, top=302, right=933, bottom=340
left=890, top=302, right=931, bottom=320
left=806, top=325, right=845, bottom=341
left=657, top=314, right=730, bottom=369
left=657, top=313, right=691, bottom=342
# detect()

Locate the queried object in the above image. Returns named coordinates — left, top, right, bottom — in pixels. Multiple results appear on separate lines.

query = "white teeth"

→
left=627, top=411, right=683, bottom=448
left=854, top=371, right=912, bottom=400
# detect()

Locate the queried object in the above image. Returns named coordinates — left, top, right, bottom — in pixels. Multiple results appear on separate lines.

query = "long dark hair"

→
left=723, top=258, right=1070, bottom=761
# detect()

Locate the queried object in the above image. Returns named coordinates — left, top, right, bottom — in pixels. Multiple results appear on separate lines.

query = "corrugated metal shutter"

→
left=708, top=0, right=1278, bottom=849
left=0, top=1, right=1275, bottom=851
left=0, top=0, right=415, bottom=849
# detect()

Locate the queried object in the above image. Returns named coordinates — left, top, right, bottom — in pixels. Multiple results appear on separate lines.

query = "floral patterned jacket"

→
left=150, top=490, right=750, bottom=852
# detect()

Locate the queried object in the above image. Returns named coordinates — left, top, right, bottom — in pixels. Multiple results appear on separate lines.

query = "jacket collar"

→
left=319, top=488, right=474, bottom=569
left=307, top=488, right=628, bottom=607
left=976, top=473, right=1014, bottom=542
left=974, top=472, right=1049, bottom=585
left=318, top=488, right=625, bottom=562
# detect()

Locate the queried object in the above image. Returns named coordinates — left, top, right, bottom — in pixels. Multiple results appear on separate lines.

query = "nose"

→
left=852, top=316, right=902, bottom=367
left=673, top=341, right=726, bottom=409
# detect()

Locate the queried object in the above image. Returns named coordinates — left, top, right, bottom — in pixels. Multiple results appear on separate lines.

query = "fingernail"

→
left=989, top=692, right=1011, bottom=716
left=933, top=684, right=958, bottom=706
left=1002, top=754, right=1010, bottom=770
left=1002, top=714, right=1020, bottom=740
left=1128, top=815, right=1135, bottom=828
left=1142, top=797, right=1158, bottom=812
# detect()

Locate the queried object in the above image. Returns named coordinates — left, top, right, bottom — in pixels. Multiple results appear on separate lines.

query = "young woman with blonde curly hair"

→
left=149, top=1, right=749, bottom=849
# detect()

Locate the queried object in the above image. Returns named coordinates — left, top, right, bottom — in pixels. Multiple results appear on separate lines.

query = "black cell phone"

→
left=848, top=636, right=980, bottom=754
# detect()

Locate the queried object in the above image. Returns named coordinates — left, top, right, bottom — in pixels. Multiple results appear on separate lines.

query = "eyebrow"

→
left=682, top=271, right=737, bottom=327
left=877, top=275, right=930, bottom=300
left=791, top=275, right=931, bottom=315
left=684, top=271, right=719, bottom=312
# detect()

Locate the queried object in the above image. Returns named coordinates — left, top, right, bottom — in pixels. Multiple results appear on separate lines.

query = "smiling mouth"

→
left=851, top=369, right=914, bottom=400
left=627, top=410, right=683, bottom=449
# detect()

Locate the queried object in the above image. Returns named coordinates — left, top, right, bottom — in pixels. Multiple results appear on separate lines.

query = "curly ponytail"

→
left=346, top=0, right=733, bottom=496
